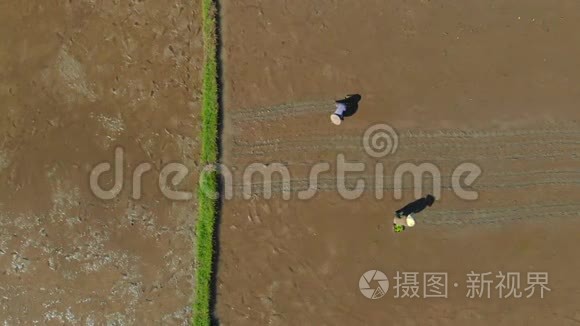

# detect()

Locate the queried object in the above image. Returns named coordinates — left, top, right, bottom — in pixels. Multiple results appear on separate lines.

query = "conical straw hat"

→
left=406, top=215, right=416, bottom=227
left=330, top=114, right=342, bottom=125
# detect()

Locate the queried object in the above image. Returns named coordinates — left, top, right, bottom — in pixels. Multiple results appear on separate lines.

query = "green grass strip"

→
left=194, top=0, right=219, bottom=325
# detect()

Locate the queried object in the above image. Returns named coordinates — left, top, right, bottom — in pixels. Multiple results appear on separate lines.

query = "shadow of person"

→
left=336, top=94, right=362, bottom=117
left=395, top=194, right=436, bottom=217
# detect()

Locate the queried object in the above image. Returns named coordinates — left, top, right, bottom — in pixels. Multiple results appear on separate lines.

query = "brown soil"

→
left=0, top=1, right=201, bottom=324
left=217, top=1, right=580, bottom=325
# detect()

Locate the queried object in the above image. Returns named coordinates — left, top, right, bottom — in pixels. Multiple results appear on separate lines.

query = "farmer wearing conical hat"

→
left=393, top=195, right=435, bottom=232
left=330, top=94, right=361, bottom=125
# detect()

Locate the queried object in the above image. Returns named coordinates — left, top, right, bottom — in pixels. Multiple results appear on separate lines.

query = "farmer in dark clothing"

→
left=395, top=195, right=435, bottom=218
left=393, top=195, right=435, bottom=232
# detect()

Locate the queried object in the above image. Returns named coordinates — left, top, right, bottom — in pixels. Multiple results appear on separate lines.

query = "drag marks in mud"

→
left=225, top=102, right=580, bottom=225
left=228, top=169, right=580, bottom=195
left=231, top=128, right=580, bottom=158
left=423, top=202, right=580, bottom=225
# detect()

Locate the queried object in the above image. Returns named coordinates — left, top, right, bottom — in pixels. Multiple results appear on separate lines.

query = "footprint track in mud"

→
left=231, top=148, right=580, bottom=163
left=232, top=127, right=580, bottom=146
left=233, top=138, right=580, bottom=151
left=234, top=126, right=580, bottom=142
left=232, top=144, right=580, bottom=159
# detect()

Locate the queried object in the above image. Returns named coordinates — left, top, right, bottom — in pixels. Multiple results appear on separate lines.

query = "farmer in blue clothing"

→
left=330, top=94, right=362, bottom=125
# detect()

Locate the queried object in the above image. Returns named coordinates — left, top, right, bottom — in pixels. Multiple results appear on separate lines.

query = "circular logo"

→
left=363, top=123, right=399, bottom=158
left=359, top=270, right=389, bottom=299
